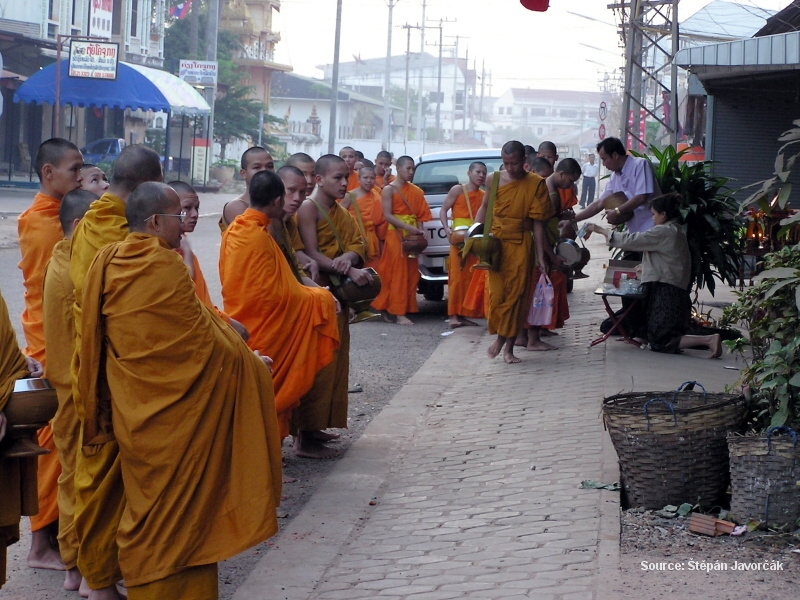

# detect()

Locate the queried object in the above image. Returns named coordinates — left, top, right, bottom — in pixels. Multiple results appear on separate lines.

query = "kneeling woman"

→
left=586, top=192, right=722, bottom=358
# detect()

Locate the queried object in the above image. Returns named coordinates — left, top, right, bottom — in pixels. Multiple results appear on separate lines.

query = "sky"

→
left=272, top=0, right=791, bottom=95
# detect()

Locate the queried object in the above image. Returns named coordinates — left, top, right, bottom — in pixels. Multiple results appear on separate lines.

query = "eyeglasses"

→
left=145, top=211, right=187, bottom=223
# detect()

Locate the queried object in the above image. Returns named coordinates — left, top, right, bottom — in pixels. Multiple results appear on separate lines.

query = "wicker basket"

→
left=728, top=427, right=800, bottom=526
left=603, top=382, right=746, bottom=509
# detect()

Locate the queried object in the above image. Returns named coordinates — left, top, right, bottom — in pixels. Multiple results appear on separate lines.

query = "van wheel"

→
left=423, top=283, right=445, bottom=302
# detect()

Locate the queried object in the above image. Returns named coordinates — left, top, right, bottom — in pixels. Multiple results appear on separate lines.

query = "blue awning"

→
left=13, top=60, right=210, bottom=116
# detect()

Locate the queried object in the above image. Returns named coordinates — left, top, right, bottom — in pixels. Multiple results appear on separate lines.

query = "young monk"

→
left=340, top=165, right=385, bottom=272
left=220, top=171, right=340, bottom=439
left=371, top=156, right=432, bottom=325
left=374, top=150, right=395, bottom=189
left=295, top=155, right=371, bottom=458
left=80, top=164, right=109, bottom=196
left=440, top=161, right=487, bottom=328
left=79, top=181, right=282, bottom=599
left=339, top=145, right=360, bottom=191
left=69, top=144, right=163, bottom=600
left=474, top=141, right=554, bottom=364
left=273, top=166, right=319, bottom=283
left=219, top=146, right=274, bottom=230
left=42, top=188, right=96, bottom=594
left=286, top=152, right=317, bottom=198
left=18, top=137, right=83, bottom=574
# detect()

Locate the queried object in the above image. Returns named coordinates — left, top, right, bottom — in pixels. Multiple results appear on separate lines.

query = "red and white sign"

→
left=69, top=41, right=118, bottom=79
left=89, top=0, right=113, bottom=39
left=598, top=124, right=606, bottom=140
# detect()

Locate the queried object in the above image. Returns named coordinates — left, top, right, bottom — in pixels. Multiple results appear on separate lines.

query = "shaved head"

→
left=286, top=152, right=315, bottom=168
left=396, top=155, right=414, bottom=169
left=126, top=182, right=178, bottom=231
left=35, top=138, right=81, bottom=180
left=315, top=154, right=347, bottom=176
left=501, top=140, right=525, bottom=160
left=59, top=188, right=97, bottom=236
left=111, top=145, right=163, bottom=193
left=556, top=157, right=581, bottom=178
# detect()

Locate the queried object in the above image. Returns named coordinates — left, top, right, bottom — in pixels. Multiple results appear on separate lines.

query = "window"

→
left=522, top=107, right=528, bottom=118
left=498, top=107, right=504, bottom=115
left=560, top=109, right=578, bottom=118
left=131, top=0, right=139, bottom=37
left=112, top=0, right=122, bottom=35
left=507, top=107, right=513, bottom=116
left=531, top=108, right=546, bottom=117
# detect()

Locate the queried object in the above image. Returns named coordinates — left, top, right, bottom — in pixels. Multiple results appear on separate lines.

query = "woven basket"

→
left=603, top=381, right=746, bottom=509
left=728, top=427, right=800, bottom=526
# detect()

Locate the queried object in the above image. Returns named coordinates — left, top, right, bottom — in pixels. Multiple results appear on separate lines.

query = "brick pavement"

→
left=233, top=234, right=743, bottom=599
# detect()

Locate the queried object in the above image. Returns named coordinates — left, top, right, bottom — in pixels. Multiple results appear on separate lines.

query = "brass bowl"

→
left=1, top=378, right=57, bottom=458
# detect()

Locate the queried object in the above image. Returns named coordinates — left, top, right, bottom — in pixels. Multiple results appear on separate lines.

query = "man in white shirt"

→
left=580, top=153, right=599, bottom=208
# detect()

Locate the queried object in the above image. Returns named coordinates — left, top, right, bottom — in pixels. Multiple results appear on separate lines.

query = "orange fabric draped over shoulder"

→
left=346, top=171, right=360, bottom=192
left=68, top=191, right=129, bottom=588
left=486, top=173, right=553, bottom=338
left=375, top=173, right=395, bottom=189
left=558, top=187, right=578, bottom=211
left=189, top=253, right=231, bottom=323
left=346, top=189, right=384, bottom=270
left=79, top=233, right=282, bottom=587
left=42, top=239, right=80, bottom=568
left=447, top=189, right=484, bottom=318
left=17, top=192, right=62, bottom=531
left=220, top=209, right=339, bottom=438
left=0, top=290, right=36, bottom=588
left=372, top=183, right=432, bottom=316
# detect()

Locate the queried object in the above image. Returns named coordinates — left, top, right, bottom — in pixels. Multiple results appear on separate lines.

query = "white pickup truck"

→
left=412, top=149, right=503, bottom=301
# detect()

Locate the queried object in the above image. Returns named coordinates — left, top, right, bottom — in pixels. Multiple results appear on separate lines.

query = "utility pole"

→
left=403, top=23, right=412, bottom=147
left=328, top=0, right=343, bottom=153
left=462, top=46, right=468, bottom=132
left=415, top=0, right=426, bottom=144
left=425, top=18, right=455, bottom=142
left=204, top=0, right=219, bottom=162
left=383, top=0, right=398, bottom=150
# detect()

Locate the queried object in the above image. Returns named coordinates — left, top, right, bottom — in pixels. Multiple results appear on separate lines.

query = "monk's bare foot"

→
left=382, top=312, right=396, bottom=323
left=541, top=329, right=559, bottom=337
left=514, top=332, right=527, bottom=347
left=64, top=568, right=82, bottom=591
left=503, top=350, right=521, bottom=364
left=79, top=577, right=90, bottom=598
left=308, top=430, right=340, bottom=442
left=88, top=585, right=124, bottom=600
left=449, top=316, right=463, bottom=328
left=526, top=340, right=558, bottom=351
left=487, top=339, right=503, bottom=359
left=294, top=433, right=339, bottom=459
left=460, top=318, right=479, bottom=326
left=709, top=334, right=723, bottom=359
left=395, top=315, right=414, bottom=326
left=28, top=530, right=65, bottom=570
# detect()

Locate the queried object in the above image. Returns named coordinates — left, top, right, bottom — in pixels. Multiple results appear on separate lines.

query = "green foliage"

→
left=143, top=128, right=165, bottom=155
left=631, top=146, right=745, bottom=296
left=721, top=246, right=800, bottom=430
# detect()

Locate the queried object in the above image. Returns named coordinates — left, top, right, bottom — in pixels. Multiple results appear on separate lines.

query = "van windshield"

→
left=413, top=157, right=503, bottom=204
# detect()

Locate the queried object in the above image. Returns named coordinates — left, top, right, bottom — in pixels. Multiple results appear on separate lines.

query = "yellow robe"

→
left=0, top=290, right=35, bottom=589
left=17, top=192, right=62, bottom=531
left=220, top=209, right=340, bottom=438
left=447, top=189, right=484, bottom=318
left=69, top=191, right=128, bottom=588
left=292, top=202, right=366, bottom=433
left=79, top=233, right=281, bottom=588
left=42, top=239, right=80, bottom=568
left=487, top=173, right=553, bottom=338
left=372, top=183, right=432, bottom=316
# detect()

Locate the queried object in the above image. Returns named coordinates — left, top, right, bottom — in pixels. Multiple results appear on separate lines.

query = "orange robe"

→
left=69, top=191, right=128, bottom=588
left=463, top=268, right=488, bottom=318
left=345, top=189, right=385, bottom=271
left=558, top=187, right=579, bottom=211
left=346, top=170, right=360, bottom=191
left=17, top=192, right=61, bottom=531
left=375, top=173, right=396, bottom=189
left=372, top=183, right=432, bottom=316
left=79, top=233, right=282, bottom=589
left=293, top=202, right=366, bottom=434
left=486, top=173, right=553, bottom=338
left=0, top=290, right=36, bottom=588
left=447, top=189, right=484, bottom=318
left=220, top=209, right=339, bottom=438
left=42, top=239, right=80, bottom=568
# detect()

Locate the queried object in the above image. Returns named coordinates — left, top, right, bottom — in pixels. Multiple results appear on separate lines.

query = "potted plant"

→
left=210, top=158, right=238, bottom=184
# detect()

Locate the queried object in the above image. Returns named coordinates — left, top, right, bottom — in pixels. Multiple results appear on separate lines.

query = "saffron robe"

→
left=375, top=173, right=395, bottom=189
left=345, top=189, right=385, bottom=270
left=220, top=209, right=339, bottom=438
left=372, top=183, right=432, bottom=316
left=69, top=191, right=128, bottom=588
left=79, top=233, right=282, bottom=587
left=346, top=170, right=360, bottom=191
left=0, top=290, right=36, bottom=589
left=486, top=173, right=553, bottom=338
left=293, top=202, right=366, bottom=433
left=446, top=189, right=484, bottom=318
left=17, top=192, right=62, bottom=531
left=42, top=239, right=80, bottom=568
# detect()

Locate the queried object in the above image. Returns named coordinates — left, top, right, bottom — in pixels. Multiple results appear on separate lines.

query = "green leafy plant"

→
left=212, top=158, right=239, bottom=169
left=631, top=145, right=745, bottom=296
left=721, top=245, right=800, bottom=430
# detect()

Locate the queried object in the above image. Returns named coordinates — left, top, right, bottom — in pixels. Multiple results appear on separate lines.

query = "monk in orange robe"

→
left=17, top=138, right=84, bottom=575
left=275, top=165, right=320, bottom=282
left=221, top=170, right=340, bottom=438
left=79, top=182, right=282, bottom=599
left=339, top=146, right=361, bottom=191
left=69, top=145, right=163, bottom=600
left=340, top=165, right=385, bottom=271
left=372, top=156, right=432, bottom=325
left=440, top=161, right=487, bottom=327
left=0, top=289, right=41, bottom=590
left=219, top=146, right=274, bottom=230
left=475, top=141, right=555, bottom=364
left=374, top=150, right=396, bottom=189
left=286, top=152, right=317, bottom=197
left=296, top=154, right=371, bottom=458
left=42, top=188, right=96, bottom=592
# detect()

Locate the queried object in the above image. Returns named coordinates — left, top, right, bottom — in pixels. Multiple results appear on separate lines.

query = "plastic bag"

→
left=527, top=274, right=554, bottom=326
